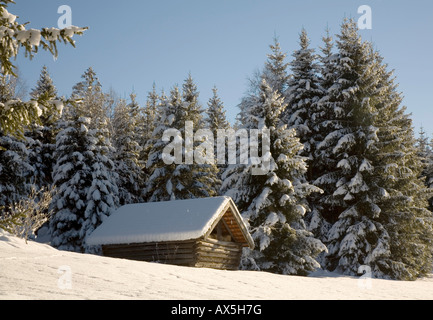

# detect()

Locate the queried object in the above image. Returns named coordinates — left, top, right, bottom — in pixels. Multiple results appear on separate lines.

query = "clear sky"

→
left=12, top=0, right=433, bottom=137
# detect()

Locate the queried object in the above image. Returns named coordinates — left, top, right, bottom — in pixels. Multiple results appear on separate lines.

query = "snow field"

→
left=1, top=231, right=432, bottom=300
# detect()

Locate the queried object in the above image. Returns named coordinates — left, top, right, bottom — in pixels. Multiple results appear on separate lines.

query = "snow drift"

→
left=0, top=230, right=432, bottom=300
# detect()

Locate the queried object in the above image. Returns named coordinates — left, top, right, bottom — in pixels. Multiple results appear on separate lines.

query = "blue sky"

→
left=12, top=0, right=433, bottom=137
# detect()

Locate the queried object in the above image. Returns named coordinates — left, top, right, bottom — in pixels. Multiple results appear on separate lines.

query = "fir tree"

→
left=0, top=134, right=30, bottom=207
left=112, top=96, right=145, bottom=205
left=206, top=86, right=230, bottom=179
left=312, top=26, right=339, bottom=165
left=26, top=66, right=61, bottom=189
left=146, top=75, right=218, bottom=201
left=0, top=0, right=86, bottom=137
left=372, top=52, right=433, bottom=280
left=142, top=83, right=159, bottom=143
left=314, top=19, right=433, bottom=279
left=30, top=66, right=58, bottom=101
left=49, top=108, right=118, bottom=252
left=283, top=28, right=322, bottom=161
left=313, top=20, right=392, bottom=276
left=145, top=88, right=178, bottom=201
left=182, top=73, right=205, bottom=128
left=427, top=136, right=433, bottom=211
left=81, top=119, right=119, bottom=253
left=263, top=36, right=290, bottom=94
left=0, top=74, right=32, bottom=213
left=140, top=84, right=160, bottom=185
left=181, top=74, right=219, bottom=197
left=417, top=127, right=433, bottom=211
left=305, top=27, right=337, bottom=241
left=222, top=79, right=325, bottom=275
left=70, top=67, right=108, bottom=129
left=237, top=37, right=290, bottom=126
left=206, top=86, right=230, bottom=138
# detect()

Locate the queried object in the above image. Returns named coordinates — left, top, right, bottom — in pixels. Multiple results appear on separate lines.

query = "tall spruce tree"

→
left=142, top=84, right=159, bottom=144
left=70, top=67, right=108, bottom=129
left=206, top=86, right=230, bottom=180
left=427, top=136, right=433, bottom=211
left=0, top=74, right=32, bottom=212
left=81, top=119, right=119, bottom=253
left=112, top=96, right=145, bottom=205
left=206, top=86, right=230, bottom=138
left=305, top=27, right=338, bottom=241
left=313, top=20, right=392, bottom=276
left=26, top=66, right=61, bottom=189
left=238, top=37, right=290, bottom=126
left=417, top=127, right=433, bottom=211
left=140, top=85, right=161, bottom=193
left=145, top=88, right=179, bottom=201
left=222, top=79, right=325, bottom=275
left=263, top=36, right=290, bottom=94
left=146, top=75, right=218, bottom=201
left=49, top=106, right=118, bottom=252
left=313, top=19, right=433, bottom=279
left=372, top=51, right=433, bottom=280
left=181, top=75, right=219, bottom=197
left=284, top=28, right=322, bottom=163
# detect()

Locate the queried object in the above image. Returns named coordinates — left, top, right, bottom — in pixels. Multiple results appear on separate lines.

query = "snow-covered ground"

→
left=1, top=230, right=432, bottom=300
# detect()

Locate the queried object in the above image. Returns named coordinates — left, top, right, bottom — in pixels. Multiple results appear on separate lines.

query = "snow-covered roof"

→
left=86, top=196, right=253, bottom=247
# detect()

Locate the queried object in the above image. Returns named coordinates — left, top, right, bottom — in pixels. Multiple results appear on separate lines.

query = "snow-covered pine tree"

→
left=25, top=66, right=61, bottom=189
left=49, top=113, right=89, bottom=252
left=305, top=28, right=338, bottom=244
left=263, top=36, right=290, bottom=94
left=312, top=27, right=339, bottom=168
left=112, top=95, right=145, bottom=205
left=417, top=127, right=433, bottom=211
left=181, top=73, right=205, bottom=127
left=146, top=75, right=218, bottom=201
left=313, top=19, right=433, bottom=279
left=145, top=88, right=178, bottom=201
left=0, top=74, right=32, bottom=213
left=221, top=79, right=325, bottom=275
left=283, top=28, right=322, bottom=161
left=427, top=136, right=433, bottom=211
left=140, top=84, right=160, bottom=186
left=70, top=67, right=108, bottom=129
left=312, top=19, right=393, bottom=276
left=181, top=74, right=219, bottom=197
left=0, top=133, right=31, bottom=208
left=30, top=66, right=58, bottom=101
left=206, top=86, right=230, bottom=139
left=429, top=136, right=433, bottom=211
left=49, top=107, right=118, bottom=252
left=206, top=86, right=230, bottom=180
left=81, top=119, right=119, bottom=253
left=0, top=0, right=86, bottom=137
left=237, top=37, right=290, bottom=126
left=371, top=51, right=433, bottom=280
left=142, top=83, right=159, bottom=143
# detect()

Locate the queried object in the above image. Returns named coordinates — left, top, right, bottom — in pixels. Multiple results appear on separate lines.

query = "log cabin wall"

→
left=101, top=237, right=243, bottom=270
left=102, top=240, right=197, bottom=267
left=195, top=238, right=242, bottom=270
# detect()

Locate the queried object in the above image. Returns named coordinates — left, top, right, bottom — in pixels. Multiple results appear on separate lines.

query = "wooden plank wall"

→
left=195, top=238, right=242, bottom=270
left=102, top=240, right=197, bottom=267
left=102, top=237, right=243, bottom=270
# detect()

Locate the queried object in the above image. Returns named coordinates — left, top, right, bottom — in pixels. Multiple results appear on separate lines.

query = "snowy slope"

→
left=1, top=230, right=432, bottom=300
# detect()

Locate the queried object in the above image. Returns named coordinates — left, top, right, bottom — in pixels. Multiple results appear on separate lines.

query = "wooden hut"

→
left=86, top=196, right=254, bottom=270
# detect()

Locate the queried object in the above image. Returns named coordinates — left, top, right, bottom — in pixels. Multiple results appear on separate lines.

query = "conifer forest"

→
left=0, top=0, right=432, bottom=282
